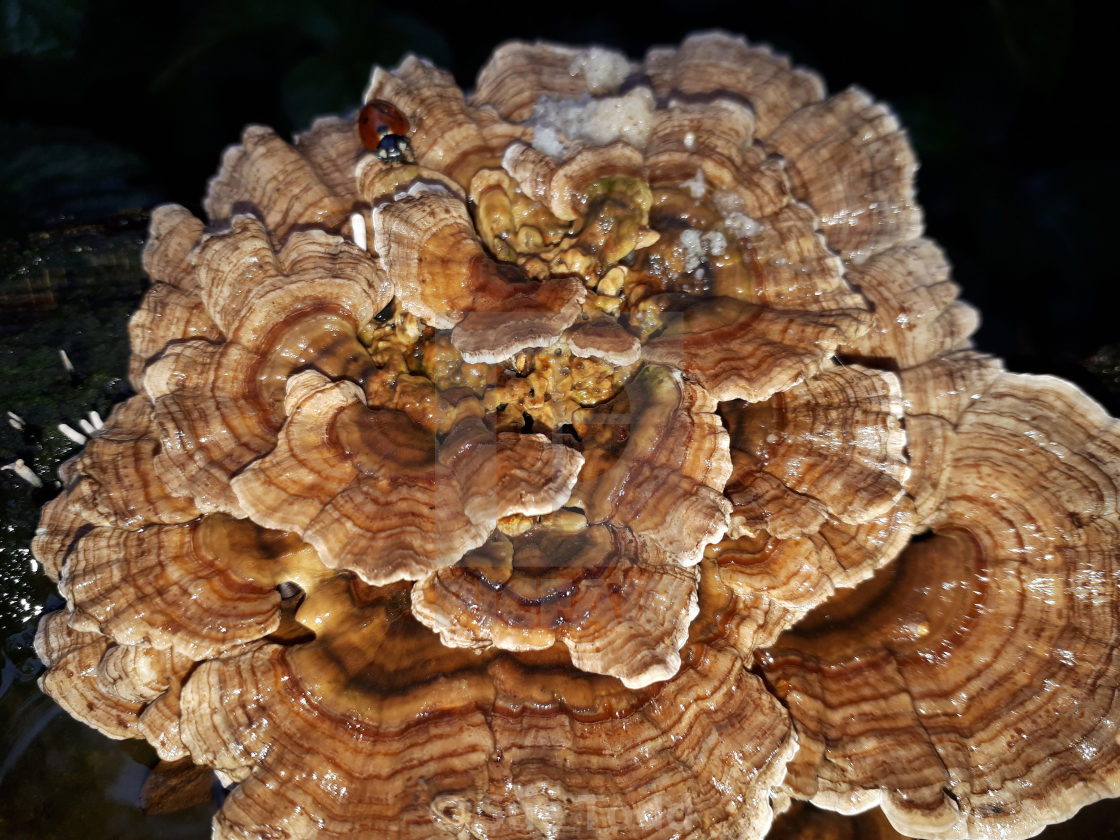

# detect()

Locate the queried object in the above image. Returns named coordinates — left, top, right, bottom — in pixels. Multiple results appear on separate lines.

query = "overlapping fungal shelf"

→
left=34, top=32, right=1120, bottom=840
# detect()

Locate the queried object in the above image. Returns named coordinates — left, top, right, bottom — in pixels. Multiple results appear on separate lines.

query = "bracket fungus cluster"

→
left=32, top=32, right=1120, bottom=840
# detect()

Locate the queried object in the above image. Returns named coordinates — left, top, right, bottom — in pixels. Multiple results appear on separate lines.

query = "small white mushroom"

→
left=2, top=458, right=42, bottom=488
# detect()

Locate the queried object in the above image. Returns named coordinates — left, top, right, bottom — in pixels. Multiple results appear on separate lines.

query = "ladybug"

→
left=358, top=99, right=414, bottom=163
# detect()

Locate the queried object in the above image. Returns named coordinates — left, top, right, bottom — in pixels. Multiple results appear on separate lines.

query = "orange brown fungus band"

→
left=32, top=32, right=1120, bottom=840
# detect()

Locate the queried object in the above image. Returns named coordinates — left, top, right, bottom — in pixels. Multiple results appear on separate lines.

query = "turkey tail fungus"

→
left=34, top=32, right=1120, bottom=840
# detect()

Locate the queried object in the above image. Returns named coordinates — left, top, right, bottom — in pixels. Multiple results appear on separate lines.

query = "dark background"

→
left=2, top=0, right=1115, bottom=402
left=1, top=1, right=1117, bottom=837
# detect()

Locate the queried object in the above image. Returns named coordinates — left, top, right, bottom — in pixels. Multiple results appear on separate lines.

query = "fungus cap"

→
left=32, top=31, right=1120, bottom=840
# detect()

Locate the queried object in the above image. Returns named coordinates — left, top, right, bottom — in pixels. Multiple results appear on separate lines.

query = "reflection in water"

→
left=0, top=669, right=217, bottom=838
left=1, top=619, right=215, bottom=837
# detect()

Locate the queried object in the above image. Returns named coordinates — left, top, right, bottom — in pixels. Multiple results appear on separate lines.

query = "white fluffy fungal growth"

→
left=714, top=190, right=763, bottom=239
left=681, top=168, right=707, bottom=199
left=725, top=213, right=763, bottom=239
left=530, top=88, right=655, bottom=158
left=569, top=46, right=631, bottom=94
left=702, top=230, right=727, bottom=257
left=679, top=229, right=705, bottom=273
left=677, top=229, right=729, bottom=275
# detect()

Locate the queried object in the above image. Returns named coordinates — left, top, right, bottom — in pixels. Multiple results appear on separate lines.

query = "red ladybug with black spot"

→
left=358, top=99, right=414, bottom=164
